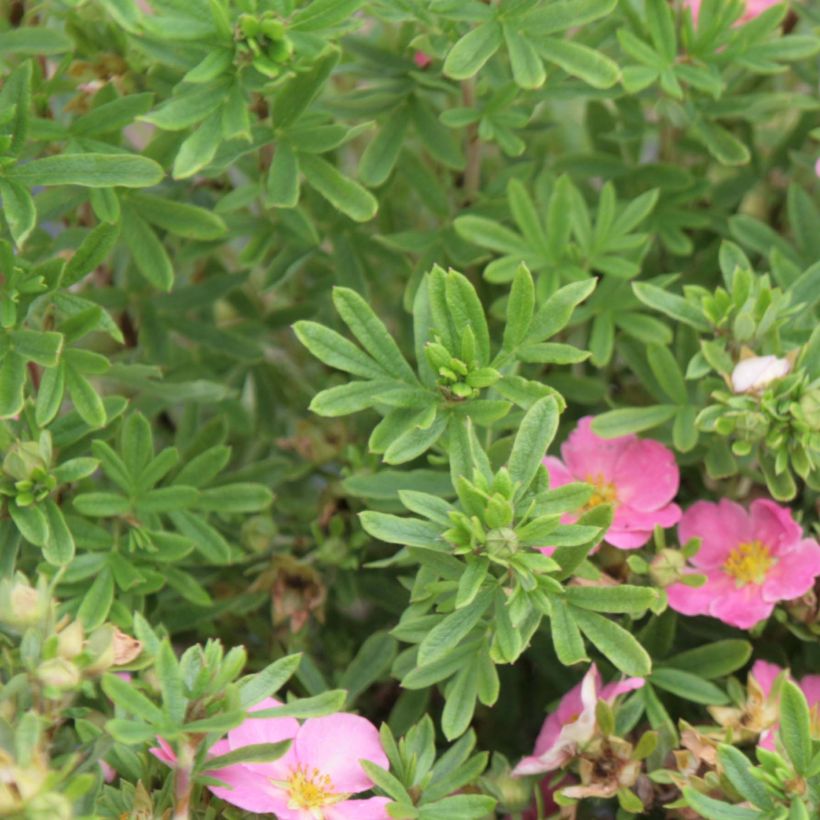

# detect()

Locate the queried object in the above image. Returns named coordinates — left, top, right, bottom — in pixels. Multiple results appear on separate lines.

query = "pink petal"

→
left=614, top=503, right=682, bottom=532
left=604, top=528, right=652, bottom=550
left=612, top=438, right=680, bottom=512
left=709, top=583, right=774, bottom=630
left=561, top=417, right=630, bottom=483
left=150, top=737, right=176, bottom=766
left=543, top=456, right=574, bottom=488
left=679, top=500, right=750, bottom=569
left=208, top=764, right=290, bottom=814
left=762, top=539, right=820, bottom=603
left=757, top=729, right=776, bottom=751
left=325, top=797, right=392, bottom=820
left=227, top=697, right=300, bottom=780
left=799, top=675, right=820, bottom=708
left=666, top=570, right=735, bottom=618
left=749, top=500, right=803, bottom=555
left=750, top=661, right=785, bottom=700
left=599, top=677, right=645, bottom=702
left=293, top=714, right=387, bottom=794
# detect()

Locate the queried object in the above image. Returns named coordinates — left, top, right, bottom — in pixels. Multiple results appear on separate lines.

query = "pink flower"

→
left=153, top=701, right=390, bottom=819
left=685, top=0, right=782, bottom=26
left=543, top=417, right=681, bottom=550
left=750, top=661, right=820, bottom=749
left=413, top=52, right=432, bottom=69
left=666, top=499, right=820, bottom=629
left=513, top=664, right=644, bottom=776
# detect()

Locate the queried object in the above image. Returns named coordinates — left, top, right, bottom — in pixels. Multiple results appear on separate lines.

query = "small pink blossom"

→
left=685, top=0, right=782, bottom=26
left=413, top=52, right=432, bottom=69
left=666, top=499, right=820, bottom=629
left=513, top=664, right=644, bottom=777
left=543, top=417, right=681, bottom=550
left=749, top=661, right=820, bottom=749
left=153, top=701, right=389, bottom=819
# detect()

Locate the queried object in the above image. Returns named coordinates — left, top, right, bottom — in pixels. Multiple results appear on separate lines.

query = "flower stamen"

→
left=284, top=764, right=345, bottom=810
left=583, top=474, right=619, bottom=511
left=723, top=540, right=775, bottom=585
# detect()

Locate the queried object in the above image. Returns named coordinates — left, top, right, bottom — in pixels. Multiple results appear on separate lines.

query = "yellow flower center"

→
left=723, top=540, right=775, bottom=585
left=285, top=765, right=341, bottom=811
left=583, top=474, right=618, bottom=511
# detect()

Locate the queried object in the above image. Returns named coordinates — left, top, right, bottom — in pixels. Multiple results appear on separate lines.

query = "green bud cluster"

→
left=699, top=371, right=820, bottom=495
left=424, top=328, right=500, bottom=400
left=0, top=438, right=55, bottom=507
left=236, top=12, right=294, bottom=78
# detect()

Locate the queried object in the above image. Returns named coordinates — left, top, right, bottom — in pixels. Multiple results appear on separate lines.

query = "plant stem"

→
left=173, top=741, right=194, bottom=820
left=461, top=78, right=481, bottom=201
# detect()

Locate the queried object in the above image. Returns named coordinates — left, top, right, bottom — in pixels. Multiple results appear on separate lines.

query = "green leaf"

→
left=8, top=154, right=163, bottom=188
left=250, top=690, right=347, bottom=719
left=156, top=642, right=186, bottom=725
left=444, top=22, right=503, bottom=80
left=572, top=607, right=651, bottom=676
left=360, top=512, right=441, bottom=547
left=549, top=597, right=588, bottom=666
left=0, top=27, right=73, bottom=55
left=333, top=287, right=416, bottom=383
left=197, top=483, right=272, bottom=513
left=61, top=222, right=120, bottom=286
left=201, top=740, right=292, bottom=772
left=650, top=668, right=729, bottom=705
left=141, top=83, right=228, bottom=131
left=11, top=330, right=63, bottom=367
left=41, top=500, right=75, bottom=565
left=0, top=353, right=26, bottom=418
left=78, top=567, right=114, bottom=629
left=130, top=194, right=226, bottom=240
left=35, top=365, right=65, bottom=427
left=294, top=321, right=386, bottom=380
left=173, top=110, right=223, bottom=179
left=266, top=142, right=301, bottom=208
left=591, top=405, right=677, bottom=438
left=647, top=345, right=687, bottom=404
left=540, top=38, right=619, bottom=88
left=779, top=680, right=812, bottom=774
left=682, top=787, right=761, bottom=820
left=9, top=501, right=49, bottom=547
left=417, top=794, right=496, bottom=820
left=300, top=154, right=378, bottom=222
left=528, top=279, right=596, bottom=342
left=65, top=364, right=106, bottom=428
left=102, top=673, right=164, bottom=725
left=359, top=108, right=409, bottom=187
left=441, top=663, right=479, bottom=740
left=502, top=264, right=535, bottom=351
left=309, top=381, right=387, bottom=417
left=664, top=640, right=752, bottom=679
left=418, top=591, right=493, bottom=666
left=71, top=93, right=155, bottom=137
left=504, top=26, right=546, bottom=89
left=73, top=492, right=129, bottom=517
left=273, top=49, right=339, bottom=129
left=692, top=119, right=751, bottom=166
left=718, top=745, right=774, bottom=809
left=239, top=654, right=302, bottom=708
left=508, top=396, right=559, bottom=491
left=122, top=210, right=174, bottom=291
left=0, top=179, right=36, bottom=247
left=566, top=585, right=657, bottom=615
left=632, top=282, right=711, bottom=331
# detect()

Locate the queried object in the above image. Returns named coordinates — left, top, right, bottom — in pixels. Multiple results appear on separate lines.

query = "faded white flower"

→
left=731, top=355, right=791, bottom=394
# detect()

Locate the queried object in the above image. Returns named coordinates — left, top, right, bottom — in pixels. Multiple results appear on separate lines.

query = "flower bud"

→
left=37, top=658, right=81, bottom=691
left=241, top=514, right=277, bottom=553
left=57, top=620, right=84, bottom=660
left=649, top=549, right=686, bottom=587
left=731, top=355, right=791, bottom=394
left=0, top=577, right=50, bottom=631
left=485, top=527, right=519, bottom=559
left=2, top=441, right=46, bottom=482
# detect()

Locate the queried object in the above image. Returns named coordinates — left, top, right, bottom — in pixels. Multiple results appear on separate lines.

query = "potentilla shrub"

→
left=0, top=0, right=818, bottom=818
